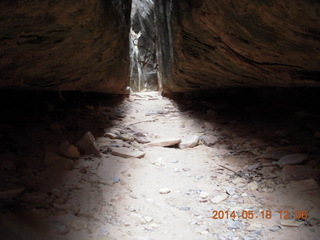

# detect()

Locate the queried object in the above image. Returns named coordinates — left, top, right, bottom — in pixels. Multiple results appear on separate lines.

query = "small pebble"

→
left=179, top=206, right=190, bottom=211
left=159, top=188, right=171, bottom=194
left=112, top=177, right=120, bottom=183
left=227, top=220, right=243, bottom=229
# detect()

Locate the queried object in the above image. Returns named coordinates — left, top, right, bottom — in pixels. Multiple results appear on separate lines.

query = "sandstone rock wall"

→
left=162, top=0, right=320, bottom=92
left=0, top=0, right=131, bottom=93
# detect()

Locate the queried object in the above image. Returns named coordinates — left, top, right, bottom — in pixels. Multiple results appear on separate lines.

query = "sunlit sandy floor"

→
left=0, top=90, right=319, bottom=240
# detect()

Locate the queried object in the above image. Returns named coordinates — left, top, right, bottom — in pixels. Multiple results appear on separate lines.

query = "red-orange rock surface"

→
left=0, top=0, right=131, bottom=93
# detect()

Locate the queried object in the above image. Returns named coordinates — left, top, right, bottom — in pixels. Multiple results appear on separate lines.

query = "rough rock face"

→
left=0, top=0, right=131, bottom=93
left=160, top=0, right=320, bottom=92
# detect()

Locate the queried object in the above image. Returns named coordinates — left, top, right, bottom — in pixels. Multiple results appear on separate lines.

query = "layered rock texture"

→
left=0, top=0, right=131, bottom=93
left=0, top=0, right=319, bottom=93
left=161, top=0, right=320, bottom=92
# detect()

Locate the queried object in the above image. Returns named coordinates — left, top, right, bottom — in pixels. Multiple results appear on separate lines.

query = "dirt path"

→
left=0, top=91, right=319, bottom=240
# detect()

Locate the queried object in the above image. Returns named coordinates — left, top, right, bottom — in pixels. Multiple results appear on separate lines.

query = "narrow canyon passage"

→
left=0, top=1, right=319, bottom=239
left=0, top=90, right=319, bottom=240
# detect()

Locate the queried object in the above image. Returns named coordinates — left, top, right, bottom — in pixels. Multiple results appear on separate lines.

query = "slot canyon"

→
left=0, top=1, right=320, bottom=239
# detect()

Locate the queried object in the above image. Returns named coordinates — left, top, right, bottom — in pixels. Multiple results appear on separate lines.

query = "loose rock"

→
left=280, top=220, right=304, bottom=227
left=281, top=165, right=318, bottom=182
left=179, top=206, right=190, bottom=211
left=55, top=223, right=69, bottom=235
left=203, top=121, right=215, bottom=130
left=135, top=136, right=151, bottom=143
left=199, top=191, right=209, bottom=199
left=210, top=193, right=228, bottom=204
left=248, top=181, right=259, bottom=191
left=111, top=147, right=145, bottom=159
left=58, top=141, right=80, bottom=159
left=179, top=135, right=199, bottom=149
left=75, top=131, right=101, bottom=157
left=71, top=219, right=88, bottom=230
left=201, top=135, right=218, bottom=146
left=287, top=179, right=319, bottom=191
left=105, top=132, right=118, bottom=139
left=120, top=134, right=135, bottom=142
left=159, top=188, right=171, bottom=194
left=277, top=153, right=308, bottom=167
left=147, top=138, right=181, bottom=147
left=227, top=220, right=243, bottom=229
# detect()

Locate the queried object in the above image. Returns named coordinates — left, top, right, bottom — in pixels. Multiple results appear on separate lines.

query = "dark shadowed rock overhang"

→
left=0, top=0, right=320, bottom=94
left=159, top=0, right=320, bottom=93
left=0, top=0, right=131, bottom=94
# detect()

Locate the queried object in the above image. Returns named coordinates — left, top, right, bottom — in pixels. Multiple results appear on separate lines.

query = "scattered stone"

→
left=277, top=153, right=308, bottom=167
left=144, top=216, right=153, bottom=223
left=203, top=121, right=215, bottom=130
left=0, top=186, right=25, bottom=199
left=112, top=177, right=121, bottom=183
left=129, top=193, right=138, bottom=199
left=269, top=225, right=281, bottom=232
left=199, top=192, right=209, bottom=199
left=248, top=181, right=259, bottom=191
left=280, top=220, right=304, bottom=227
left=259, top=167, right=277, bottom=178
left=179, top=135, right=199, bottom=149
left=159, top=188, right=171, bottom=194
left=201, top=135, right=218, bottom=146
left=75, top=131, right=102, bottom=157
left=105, top=132, right=118, bottom=139
left=120, top=134, right=134, bottom=142
left=45, top=152, right=74, bottom=170
left=100, top=146, right=112, bottom=154
left=246, top=163, right=261, bottom=171
left=135, top=136, right=150, bottom=143
left=287, top=179, right=319, bottom=191
left=179, top=206, right=190, bottom=211
left=227, top=220, right=243, bottom=229
left=58, top=141, right=80, bottom=159
left=71, top=219, right=87, bottom=230
left=111, top=147, right=145, bottom=159
left=171, top=159, right=179, bottom=163
left=226, top=187, right=235, bottom=195
left=145, top=111, right=158, bottom=116
left=147, top=138, right=181, bottom=147
left=149, top=223, right=160, bottom=229
left=247, top=223, right=262, bottom=231
left=281, top=165, right=318, bottom=182
left=55, top=223, right=69, bottom=235
left=210, top=193, right=229, bottom=204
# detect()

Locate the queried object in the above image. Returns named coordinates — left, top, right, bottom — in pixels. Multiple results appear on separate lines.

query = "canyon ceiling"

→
left=0, top=0, right=319, bottom=94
